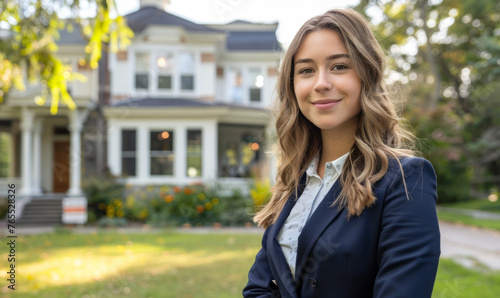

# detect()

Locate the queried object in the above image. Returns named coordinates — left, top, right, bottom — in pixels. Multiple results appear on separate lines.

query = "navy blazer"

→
left=243, top=157, right=440, bottom=297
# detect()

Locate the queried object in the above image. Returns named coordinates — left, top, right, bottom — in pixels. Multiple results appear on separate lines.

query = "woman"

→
left=243, top=8, right=440, bottom=298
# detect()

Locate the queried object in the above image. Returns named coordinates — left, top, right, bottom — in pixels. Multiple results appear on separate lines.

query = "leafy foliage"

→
left=0, top=0, right=133, bottom=114
left=354, top=0, right=500, bottom=201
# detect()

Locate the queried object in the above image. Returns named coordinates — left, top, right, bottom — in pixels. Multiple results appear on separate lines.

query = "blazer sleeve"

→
left=243, top=227, right=281, bottom=297
left=374, top=157, right=441, bottom=298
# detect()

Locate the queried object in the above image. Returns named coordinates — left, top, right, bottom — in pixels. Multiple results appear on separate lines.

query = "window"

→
left=179, top=52, right=195, bottom=90
left=135, top=52, right=149, bottom=89
left=121, top=130, right=136, bottom=176
left=150, top=130, right=174, bottom=175
left=157, top=52, right=173, bottom=90
left=229, top=67, right=244, bottom=103
left=187, top=130, right=202, bottom=177
left=218, top=124, right=264, bottom=178
left=248, top=68, right=263, bottom=102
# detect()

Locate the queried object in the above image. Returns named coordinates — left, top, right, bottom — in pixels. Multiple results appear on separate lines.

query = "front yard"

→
left=1, top=228, right=499, bottom=297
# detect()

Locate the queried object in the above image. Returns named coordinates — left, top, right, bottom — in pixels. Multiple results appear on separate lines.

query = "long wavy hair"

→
left=254, top=8, right=417, bottom=228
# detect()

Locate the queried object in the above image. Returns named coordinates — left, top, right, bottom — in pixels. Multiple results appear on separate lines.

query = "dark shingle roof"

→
left=58, top=23, right=87, bottom=45
left=125, top=6, right=221, bottom=34
left=111, top=97, right=265, bottom=110
left=226, top=30, right=282, bottom=51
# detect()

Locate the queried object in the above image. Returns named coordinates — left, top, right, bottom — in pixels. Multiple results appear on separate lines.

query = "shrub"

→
left=219, top=189, right=254, bottom=226
left=82, top=173, right=125, bottom=222
left=157, top=185, right=222, bottom=226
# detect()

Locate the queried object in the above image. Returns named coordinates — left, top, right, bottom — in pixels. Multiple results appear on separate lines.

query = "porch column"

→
left=20, top=108, right=34, bottom=196
left=67, top=110, right=83, bottom=196
left=32, top=118, right=43, bottom=195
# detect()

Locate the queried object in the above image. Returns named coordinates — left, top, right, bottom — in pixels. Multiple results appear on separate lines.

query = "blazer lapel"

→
left=267, top=173, right=307, bottom=298
left=294, top=179, right=345, bottom=284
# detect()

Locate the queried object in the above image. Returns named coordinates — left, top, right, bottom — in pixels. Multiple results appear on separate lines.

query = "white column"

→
left=20, top=108, right=34, bottom=196
left=107, top=122, right=120, bottom=176
left=203, top=121, right=217, bottom=182
left=32, top=118, right=43, bottom=195
left=175, top=126, right=187, bottom=183
left=67, top=110, right=83, bottom=196
left=137, top=126, right=148, bottom=181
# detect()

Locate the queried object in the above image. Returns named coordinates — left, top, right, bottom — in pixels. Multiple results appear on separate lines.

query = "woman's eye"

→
left=332, top=64, right=348, bottom=71
left=298, top=68, right=314, bottom=74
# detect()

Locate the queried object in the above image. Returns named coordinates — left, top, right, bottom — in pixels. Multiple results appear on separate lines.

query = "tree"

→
left=354, top=0, right=500, bottom=201
left=0, top=0, right=134, bottom=114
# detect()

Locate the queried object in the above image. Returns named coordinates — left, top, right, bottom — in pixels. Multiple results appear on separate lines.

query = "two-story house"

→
left=0, top=0, right=281, bottom=224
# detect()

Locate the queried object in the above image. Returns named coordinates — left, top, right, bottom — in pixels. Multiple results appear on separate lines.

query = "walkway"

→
left=440, top=220, right=500, bottom=271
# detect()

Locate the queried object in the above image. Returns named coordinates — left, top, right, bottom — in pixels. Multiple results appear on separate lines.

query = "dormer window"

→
left=226, top=66, right=264, bottom=104
left=157, top=52, right=174, bottom=90
left=133, top=50, right=197, bottom=94
left=179, top=52, right=195, bottom=91
left=248, top=67, right=263, bottom=102
left=135, top=52, right=150, bottom=89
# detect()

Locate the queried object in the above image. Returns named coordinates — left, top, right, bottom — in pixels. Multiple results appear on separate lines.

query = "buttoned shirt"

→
left=277, top=152, right=349, bottom=277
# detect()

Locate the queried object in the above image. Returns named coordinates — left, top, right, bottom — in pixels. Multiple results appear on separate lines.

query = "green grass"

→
left=433, top=259, right=500, bottom=297
left=439, top=199, right=500, bottom=213
left=1, top=230, right=499, bottom=297
left=437, top=210, right=500, bottom=232
left=0, top=230, right=262, bottom=297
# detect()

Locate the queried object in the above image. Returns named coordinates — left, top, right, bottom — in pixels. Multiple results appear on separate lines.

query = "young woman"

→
left=243, top=9, right=440, bottom=298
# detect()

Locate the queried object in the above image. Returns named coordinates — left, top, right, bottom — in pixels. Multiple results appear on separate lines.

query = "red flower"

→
left=196, top=205, right=205, bottom=213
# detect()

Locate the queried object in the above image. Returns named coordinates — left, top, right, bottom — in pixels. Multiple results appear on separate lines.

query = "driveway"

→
left=440, top=221, right=500, bottom=271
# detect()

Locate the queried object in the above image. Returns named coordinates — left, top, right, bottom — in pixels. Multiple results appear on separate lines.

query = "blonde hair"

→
left=255, top=9, right=416, bottom=228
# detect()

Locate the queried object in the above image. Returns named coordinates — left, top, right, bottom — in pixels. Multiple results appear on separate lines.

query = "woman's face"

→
left=293, top=29, right=362, bottom=135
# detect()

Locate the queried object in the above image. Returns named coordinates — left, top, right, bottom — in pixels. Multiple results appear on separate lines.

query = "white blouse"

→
left=277, top=152, right=349, bottom=277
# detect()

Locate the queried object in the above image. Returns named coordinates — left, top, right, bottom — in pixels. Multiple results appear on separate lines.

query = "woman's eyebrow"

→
left=295, top=54, right=350, bottom=65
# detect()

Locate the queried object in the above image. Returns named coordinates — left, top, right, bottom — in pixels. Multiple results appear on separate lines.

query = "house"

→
left=0, top=0, right=281, bottom=224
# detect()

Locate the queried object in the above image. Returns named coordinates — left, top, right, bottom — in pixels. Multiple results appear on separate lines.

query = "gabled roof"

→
left=125, top=6, right=221, bottom=34
left=58, top=23, right=87, bottom=45
left=227, top=31, right=282, bottom=51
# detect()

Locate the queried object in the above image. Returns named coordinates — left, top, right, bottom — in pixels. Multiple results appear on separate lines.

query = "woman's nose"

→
left=313, top=70, right=333, bottom=93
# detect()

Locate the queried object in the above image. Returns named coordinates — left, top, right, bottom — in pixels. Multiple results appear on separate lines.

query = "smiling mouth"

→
left=312, top=99, right=341, bottom=109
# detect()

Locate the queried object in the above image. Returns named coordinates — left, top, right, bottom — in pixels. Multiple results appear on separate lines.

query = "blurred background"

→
left=0, top=0, right=499, bottom=297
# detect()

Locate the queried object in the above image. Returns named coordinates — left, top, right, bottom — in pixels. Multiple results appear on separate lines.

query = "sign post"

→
left=62, top=197, right=87, bottom=224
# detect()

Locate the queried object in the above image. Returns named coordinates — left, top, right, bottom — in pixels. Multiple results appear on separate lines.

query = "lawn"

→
left=0, top=230, right=262, bottom=297
left=1, top=229, right=499, bottom=297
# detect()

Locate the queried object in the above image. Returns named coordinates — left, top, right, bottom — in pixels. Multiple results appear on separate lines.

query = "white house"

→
left=0, top=0, right=281, bottom=224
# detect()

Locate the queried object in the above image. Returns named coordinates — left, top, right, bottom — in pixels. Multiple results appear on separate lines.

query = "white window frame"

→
left=131, top=48, right=199, bottom=97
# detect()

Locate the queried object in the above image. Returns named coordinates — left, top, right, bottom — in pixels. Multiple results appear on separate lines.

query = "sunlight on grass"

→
left=0, top=232, right=262, bottom=297
left=1, top=230, right=499, bottom=297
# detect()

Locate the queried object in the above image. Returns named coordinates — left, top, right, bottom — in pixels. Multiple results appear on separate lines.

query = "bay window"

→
left=150, top=130, right=174, bottom=176
left=121, top=130, right=137, bottom=176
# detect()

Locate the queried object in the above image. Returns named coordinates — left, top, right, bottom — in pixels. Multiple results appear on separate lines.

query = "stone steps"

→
left=18, top=198, right=62, bottom=225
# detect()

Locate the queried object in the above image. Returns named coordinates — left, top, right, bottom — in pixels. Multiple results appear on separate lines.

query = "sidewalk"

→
left=440, top=220, right=500, bottom=271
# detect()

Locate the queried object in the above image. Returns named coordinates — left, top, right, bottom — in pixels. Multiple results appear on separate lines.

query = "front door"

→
left=53, top=141, right=70, bottom=193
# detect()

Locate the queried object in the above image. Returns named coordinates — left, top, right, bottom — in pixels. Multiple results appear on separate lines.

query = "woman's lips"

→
left=312, top=99, right=341, bottom=110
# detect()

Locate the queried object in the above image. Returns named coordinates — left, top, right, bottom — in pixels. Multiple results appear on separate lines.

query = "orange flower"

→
left=164, top=195, right=174, bottom=203
left=173, top=186, right=181, bottom=193
left=196, top=205, right=205, bottom=213
left=184, top=187, right=192, bottom=195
